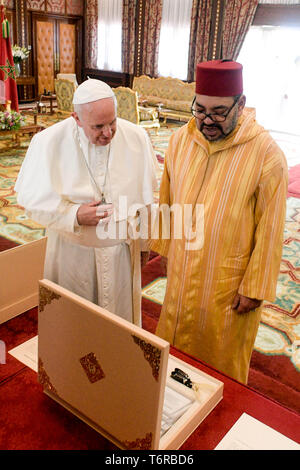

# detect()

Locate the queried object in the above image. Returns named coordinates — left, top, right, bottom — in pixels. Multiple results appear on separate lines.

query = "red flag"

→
left=0, top=4, right=18, bottom=111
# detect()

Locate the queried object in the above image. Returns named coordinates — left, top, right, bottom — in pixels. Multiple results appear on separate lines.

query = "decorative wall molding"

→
left=27, top=0, right=84, bottom=14
left=27, top=0, right=45, bottom=10
left=3, top=0, right=15, bottom=8
left=66, top=0, right=83, bottom=16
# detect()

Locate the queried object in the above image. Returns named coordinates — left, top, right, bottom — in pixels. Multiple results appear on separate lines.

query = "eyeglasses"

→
left=191, top=95, right=240, bottom=123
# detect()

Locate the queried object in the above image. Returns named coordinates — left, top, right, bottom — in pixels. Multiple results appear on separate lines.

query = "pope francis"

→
left=15, top=79, right=158, bottom=326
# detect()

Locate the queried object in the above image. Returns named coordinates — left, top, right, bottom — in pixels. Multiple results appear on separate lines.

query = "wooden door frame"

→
left=31, top=12, right=82, bottom=97
left=56, top=16, right=83, bottom=82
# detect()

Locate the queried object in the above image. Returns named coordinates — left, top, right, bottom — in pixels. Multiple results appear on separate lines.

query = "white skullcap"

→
left=73, top=78, right=114, bottom=105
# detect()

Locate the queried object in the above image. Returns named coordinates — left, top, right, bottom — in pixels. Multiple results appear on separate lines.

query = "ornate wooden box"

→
left=38, top=279, right=223, bottom=450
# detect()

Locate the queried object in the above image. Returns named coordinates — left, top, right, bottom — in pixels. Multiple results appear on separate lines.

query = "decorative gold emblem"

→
left=123, top=432, right=153, bottom=450
left=0, top=58, right=16, bottom=81
left=38, top=357, right=57, bottom=395
left=79, top=352, right=105, bottom=383
left=132, top=335, right=161, bottom=381
left=39, top=285, right=61, bottom=312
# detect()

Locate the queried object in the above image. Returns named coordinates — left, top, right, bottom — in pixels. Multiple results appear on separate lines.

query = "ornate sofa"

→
left=132, top=75, right=195, bottom=123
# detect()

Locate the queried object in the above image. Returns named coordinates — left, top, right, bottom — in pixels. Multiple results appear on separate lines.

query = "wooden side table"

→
left=15, top=125, right=45, bottom=141
left=0, top=125, right=45, bottom=151
left=158, top=109, right=191, bottom=124
left=39, top=94, right=56, bottom=114
left=21, top=110, right=38, bottom=125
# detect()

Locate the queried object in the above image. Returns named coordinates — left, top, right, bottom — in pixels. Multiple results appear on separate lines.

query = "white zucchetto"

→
left=73, top=78, right=115, bottom=105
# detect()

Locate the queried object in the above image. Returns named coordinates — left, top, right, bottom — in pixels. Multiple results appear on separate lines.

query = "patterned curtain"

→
left=187, top=0, right=213, bottom=82
left=141, top=0, right=163, bottom=76
left=122, top=0, right=137, bottom=74
left=85, top=0, right=98, bottom=69
left=222, top=0, right=259, bottom=60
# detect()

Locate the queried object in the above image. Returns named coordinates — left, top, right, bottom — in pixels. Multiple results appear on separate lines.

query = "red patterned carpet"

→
left=0, top=237, right=18, bottom=251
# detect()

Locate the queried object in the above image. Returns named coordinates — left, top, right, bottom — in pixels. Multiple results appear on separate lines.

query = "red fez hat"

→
left=196, top=60, right=243, bottom=97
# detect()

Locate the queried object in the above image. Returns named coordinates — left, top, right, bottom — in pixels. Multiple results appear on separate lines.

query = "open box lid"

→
left=38, top=279, right=170, bottom=450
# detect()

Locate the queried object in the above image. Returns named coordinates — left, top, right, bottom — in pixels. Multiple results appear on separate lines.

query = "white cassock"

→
left=15, top=116, right=158, bottom=325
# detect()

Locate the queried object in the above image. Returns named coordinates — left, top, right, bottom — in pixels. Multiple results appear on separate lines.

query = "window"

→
left=158, top=0, right=193, bottom=80
left=97, top=0, right=122, bottom=71
left=238, top=25, right=300, bottom=135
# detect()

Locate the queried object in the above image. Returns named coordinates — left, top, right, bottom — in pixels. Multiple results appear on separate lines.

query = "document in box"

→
left=161, top=386, right=193, bottom=436
left=215, top=413, right=300, bottom=450
left=9, top=335, right=38, bottom=372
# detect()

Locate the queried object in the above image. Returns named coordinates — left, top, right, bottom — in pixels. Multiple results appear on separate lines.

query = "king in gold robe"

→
left=151, top=108, right=288, bottom=383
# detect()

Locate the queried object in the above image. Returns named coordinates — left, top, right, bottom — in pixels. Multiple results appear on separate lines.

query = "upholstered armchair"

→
left=113, top=86, right=160, bottom=133
left=56, top=73, right=78, bottom=87
left=54, top=78, right=77, bottom=115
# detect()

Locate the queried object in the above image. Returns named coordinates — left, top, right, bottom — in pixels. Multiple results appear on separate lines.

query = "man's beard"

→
left=200, top=111, right=238, bottom=142
left=200, top=122, right=225, bottom=141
